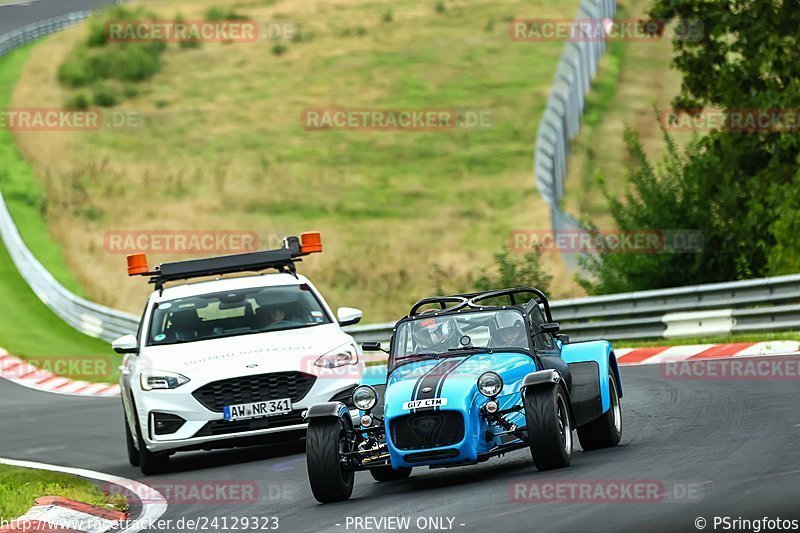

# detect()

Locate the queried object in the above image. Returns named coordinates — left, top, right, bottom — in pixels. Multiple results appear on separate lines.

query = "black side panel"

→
left=567, top=361, right=602, bottom=427
left=372, top=384, right=387, bottom=418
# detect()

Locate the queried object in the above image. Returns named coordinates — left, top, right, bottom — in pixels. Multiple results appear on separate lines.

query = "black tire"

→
left=577, top=370, right=622, bottom=450
left=523, top=383, right=572, bottom=471
left=131, top=401, right=170, bottom=476
left=306, top=418, right=355, bottom=503
left=124, top=404, right=140, bottom=467
left=370, top=466, right=412, bottom=482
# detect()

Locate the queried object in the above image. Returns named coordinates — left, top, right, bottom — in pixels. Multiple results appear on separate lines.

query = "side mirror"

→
left=362, top=341, right=389, bottom=354
left=556, top=333, right=570, bottom=345
left=337, top=307, right=363, bottom=327
left=540, top=322, right=560, bottom=334
left=112, top=334, right=139, bottom=354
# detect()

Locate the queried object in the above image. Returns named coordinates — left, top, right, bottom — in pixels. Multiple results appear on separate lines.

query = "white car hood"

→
left=138, top=323, right=353, bottom=378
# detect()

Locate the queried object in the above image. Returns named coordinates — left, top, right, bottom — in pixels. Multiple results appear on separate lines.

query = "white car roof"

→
left=150, top=272, right=312, bottom=303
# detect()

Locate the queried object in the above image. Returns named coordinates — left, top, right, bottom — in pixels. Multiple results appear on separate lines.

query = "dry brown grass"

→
left=11, top=0, right=587, bottom=322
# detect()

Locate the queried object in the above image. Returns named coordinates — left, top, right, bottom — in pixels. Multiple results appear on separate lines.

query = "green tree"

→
left=580, top=0, right=800, bottom=293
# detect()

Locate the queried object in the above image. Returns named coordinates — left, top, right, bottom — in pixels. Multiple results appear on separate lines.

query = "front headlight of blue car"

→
left=478, top=371, right=503, bottom=397
left=352, top=385, right=377, bottom=411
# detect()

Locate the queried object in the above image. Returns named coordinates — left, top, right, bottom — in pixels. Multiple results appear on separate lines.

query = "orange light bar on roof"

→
left=300, top=232, right=322, bottom=254
left=127, top=253, right=150, bottom=276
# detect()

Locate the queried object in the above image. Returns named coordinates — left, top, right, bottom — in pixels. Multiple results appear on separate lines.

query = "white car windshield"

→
left=393, top=309, right=531, bottom=361
left=147, top=284, right=331, bottom=346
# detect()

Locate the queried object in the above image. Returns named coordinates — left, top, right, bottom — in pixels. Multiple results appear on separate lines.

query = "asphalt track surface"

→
left=2, top=3, right=800, bottom=532
left=3, top=358, right=800, bottom=533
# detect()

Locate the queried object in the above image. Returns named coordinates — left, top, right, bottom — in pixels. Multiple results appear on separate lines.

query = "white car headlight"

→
left=352, top=385, right=377, bottom=411
left=314, top=344, right=358, bottom=368
left=478, top=372, right=503, bottom=397
left=140, top=370, right=190, bottom=391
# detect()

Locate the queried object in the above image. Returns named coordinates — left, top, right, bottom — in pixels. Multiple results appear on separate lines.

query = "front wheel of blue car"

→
left=523, top=383, right=572, bottom=471
left=306, top=418, right=355, bottom=503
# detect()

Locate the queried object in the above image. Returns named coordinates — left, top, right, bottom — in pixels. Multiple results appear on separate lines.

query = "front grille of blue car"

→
left=389, top=411, right=465, bottom=451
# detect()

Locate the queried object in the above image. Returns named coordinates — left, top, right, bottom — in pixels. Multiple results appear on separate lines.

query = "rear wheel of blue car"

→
left=370, top=466, right=412, bottom=482
left=577, top=371, right=622, bottom=450
left=306, top=418, right=355, bottom=503
left=524, top=384, right=572, bottom=470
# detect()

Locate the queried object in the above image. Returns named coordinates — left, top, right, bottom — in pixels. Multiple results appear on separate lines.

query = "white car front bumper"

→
left=132, top=374, right=359, bottom=454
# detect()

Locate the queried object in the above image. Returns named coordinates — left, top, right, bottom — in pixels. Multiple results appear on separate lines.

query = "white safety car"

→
left=114, top=233, right=364, bottom=475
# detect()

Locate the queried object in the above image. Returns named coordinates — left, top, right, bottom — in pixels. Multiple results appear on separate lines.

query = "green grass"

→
left=0, top=46, right=86, bottom=295
left=0, top=46, right=118, bottom=380
left=0, top=465, right=126, bottom=521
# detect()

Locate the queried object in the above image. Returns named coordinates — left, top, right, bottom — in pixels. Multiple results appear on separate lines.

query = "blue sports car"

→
left=304, top=287, right=623, bottom=503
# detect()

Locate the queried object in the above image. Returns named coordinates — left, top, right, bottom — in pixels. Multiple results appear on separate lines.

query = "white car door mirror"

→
left=112, top=334, right=139, bottom=354
left=337, top=307, right=363, bottom=327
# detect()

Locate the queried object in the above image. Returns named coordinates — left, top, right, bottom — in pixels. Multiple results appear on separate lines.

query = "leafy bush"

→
left=474, top=248, right=552, bottom=294
left=205, top=7, right=250, bottom=21
left=92, top=83, right=118, bottom=107
left=272, top=43, right=288, bottom=56
left=382, top=10, right=393, bottom=23
left=57, top=55, right=88, bottom=88
left=58, top=6, right=170, bottom=107
left=435, top=1, right=446, bottom=14
left=64, top=91, right=91, bottom=110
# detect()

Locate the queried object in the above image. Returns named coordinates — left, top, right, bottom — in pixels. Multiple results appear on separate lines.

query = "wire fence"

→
left=533, top=0, right=617, bottom=267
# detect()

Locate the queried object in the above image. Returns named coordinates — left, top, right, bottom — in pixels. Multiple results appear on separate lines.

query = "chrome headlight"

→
left=478, top=372, right=503, bottom=397
left=140, top=370, right=190, bottom=391
left=352, top=385, right=377, bottom=411
left=315, top=344, right=358, bottom=368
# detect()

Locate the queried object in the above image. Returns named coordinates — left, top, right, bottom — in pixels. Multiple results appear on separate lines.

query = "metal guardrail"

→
left=348, top=275, right=800, bottom=343
left=1, top=11, right=799, bottom=348
left=0, top=11, right=92, bottom=57
left=533, top=0, right=617, bottom=266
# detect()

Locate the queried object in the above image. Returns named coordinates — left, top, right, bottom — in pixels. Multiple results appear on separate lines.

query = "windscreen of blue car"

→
left=393, top=309, right=531, bottom=361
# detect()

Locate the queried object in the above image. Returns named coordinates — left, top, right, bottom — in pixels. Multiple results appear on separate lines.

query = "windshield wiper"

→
left=447, top=346, right=492, bottom=354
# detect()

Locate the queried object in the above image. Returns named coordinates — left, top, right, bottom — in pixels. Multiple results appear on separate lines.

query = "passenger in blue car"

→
left=492, top=313, right=528, bottom=350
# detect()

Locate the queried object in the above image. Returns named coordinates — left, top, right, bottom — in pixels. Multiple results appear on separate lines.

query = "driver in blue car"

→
left=412, top=316, right=460, bottom=353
